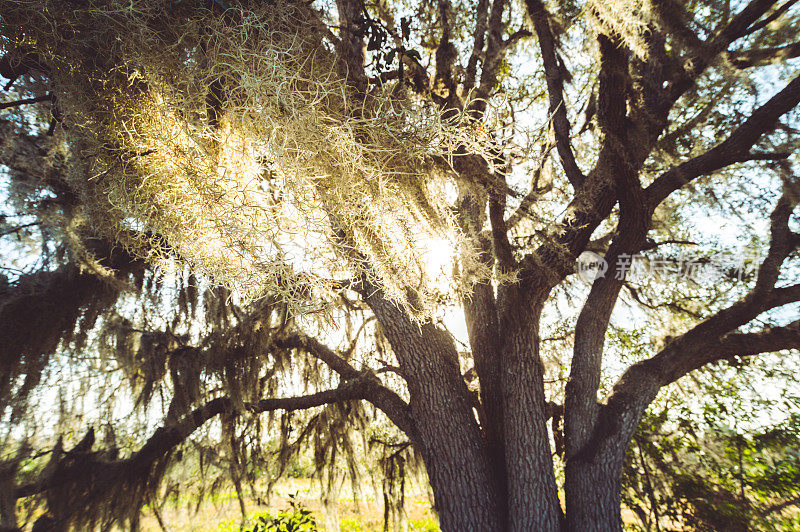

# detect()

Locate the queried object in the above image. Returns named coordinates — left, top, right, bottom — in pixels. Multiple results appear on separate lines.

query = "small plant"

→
left=243, top=494, right=318, bottom=532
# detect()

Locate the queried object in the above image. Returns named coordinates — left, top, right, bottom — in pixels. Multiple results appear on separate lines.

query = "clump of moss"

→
left=1, top=0, right=496, bottom=319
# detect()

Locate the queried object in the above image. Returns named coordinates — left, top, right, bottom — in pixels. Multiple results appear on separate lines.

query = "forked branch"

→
left=646, top=74, right=800, bottom=207
left=274, top=331, right=418, bottom=442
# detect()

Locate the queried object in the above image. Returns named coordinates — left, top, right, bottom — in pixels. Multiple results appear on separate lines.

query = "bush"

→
left=243, top=494, right=318, bottom=532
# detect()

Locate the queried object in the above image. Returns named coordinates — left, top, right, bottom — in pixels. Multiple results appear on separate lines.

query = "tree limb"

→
left=713, top=0, right=783, bottom=46
left=663, top=0, right=782, bottom=105
left=589, top=188, right=799, bottom=470
left=525, top=0, right=585, bottom=188
left=714, top=320, right=800, bottom=358
left=650, top=0, right=705, bottom=53
left=16, top=380, right=376, bottom=500
left=728, top=41, right=800, bottom=68
left=335, top=0, right=368, bottom=91
left=646, top=74, right=800, bottom=207
left=273, top=331, right=419, bottom=443
left=473, top=0, right=509, bottom=105
left=734, top=0, right=799, bottom=38
left=464, top=0, right=491, bottom=92
left=0, top=94, right=51, bottom=110
left=275, top=332, right=360, bottom=379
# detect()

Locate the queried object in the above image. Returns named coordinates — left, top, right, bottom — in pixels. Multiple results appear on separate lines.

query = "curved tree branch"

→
left=15, top=379, right=377, bottom=500
left=728, top=41, right=800, bottom=68
left=646, top=73, right=800, bottom=207
left=525, top=0, right=585, bottom=188
left=732, top=0, right=799, bottom=39
left=274, top=331, right=419, bottom=444
left=581, top=187, right=800, bottom=478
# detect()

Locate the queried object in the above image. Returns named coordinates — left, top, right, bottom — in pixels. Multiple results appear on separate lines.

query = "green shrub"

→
left=243, top=494, right=318, bottom=532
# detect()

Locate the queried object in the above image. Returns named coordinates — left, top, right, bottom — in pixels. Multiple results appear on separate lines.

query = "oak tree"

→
left=1, top=0, right=800, bottom=530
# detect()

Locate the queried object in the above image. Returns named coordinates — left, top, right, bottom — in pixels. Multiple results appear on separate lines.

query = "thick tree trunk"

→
left=463, top=280, right=509, bottom=516
left=499, top=287, right=561, bottom=532
left=458, top=188, right=509, bottom=519
left=365, top=290, right=502, bottom=531
left=565, top=459, right=624, bottom=532
left=566, top=365, right=663, bottom=532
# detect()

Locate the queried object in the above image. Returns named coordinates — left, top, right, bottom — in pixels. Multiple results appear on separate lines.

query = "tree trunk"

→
left=464, top=280, right=508, bottom=517
left=566, top=367, right=663, bottom=532
left=365, top=290, right=502, bottom=531
left=565, top=458, right=624, bottom=532
left=499, top=287, right=562, bottom=532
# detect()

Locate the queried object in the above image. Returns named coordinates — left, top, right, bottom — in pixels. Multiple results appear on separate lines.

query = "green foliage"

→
left=623, top=381, right=800, bottom=531
left=338, top=517, right=368, bottom=532
left=243, top=494, right=319, bottom=532
left=338, top=516, right=440, bottom=531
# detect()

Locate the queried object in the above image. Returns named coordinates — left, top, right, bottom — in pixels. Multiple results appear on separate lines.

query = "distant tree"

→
left=1, top=0, right=800, bottom=531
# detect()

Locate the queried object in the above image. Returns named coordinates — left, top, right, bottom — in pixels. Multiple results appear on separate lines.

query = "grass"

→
left=137, top=478, right=439, bottom=531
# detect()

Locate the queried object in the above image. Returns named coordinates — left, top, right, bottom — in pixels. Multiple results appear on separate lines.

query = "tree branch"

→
left=0, top=94, right=51, bottom=110
left=713, top=0, right=782, bottom=46
left=335, top=0, right=368, bottom=91
left=464, top=0, right=491, bottom=92
left=565, top=142, right=649, bottom=460
left=586, top=187, right=799, bottom=469
left=646, top=74, right=800, bottom=207
left=434, top=1, right=460, bottom=107
left=734, top=0, right=799, bottom=38
left=649, top=189, right=799, bottom=361
left=501, top=29, right=533, bottom=52
left=623, top=282, right=704, bottom=319
left=275, top=332, right=360, bottom=379
left=525, top=0, right=585, bottom=188
left=247, top=380, right=372, bottom=415
left=489, top=169, right=515, bottom=269
left=16, top=381, right=375, bottom=500
left=728, top=41, right=800, bottom=68
left=650, top=0, right=705, bottom=53
left=765, top=283, right=800, bottom=307
left=714, top=320, right=800, bottom=358
left=473, top=0, right=509, bottom=105
left=662, top=0, right=783, bottom=105
left=274, top=331, right=418, bottom=443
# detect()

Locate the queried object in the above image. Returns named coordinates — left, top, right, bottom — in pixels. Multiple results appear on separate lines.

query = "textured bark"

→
left=463, top=279, right=509, bottom=515
left=525, top=0, right=585, bottom=188
left=365, top=288, right=502, bottom=531
left=335, top=0, right=368, bottom=90
left=564, top=34, right=654, bottom=531
left=499, top=286, right=561, bottom=532
left=565, top=459, right=626, bottom=532
left=456, top=184, right=509, bottom=520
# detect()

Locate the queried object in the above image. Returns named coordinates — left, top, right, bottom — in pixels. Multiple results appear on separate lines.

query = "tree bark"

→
left=499, top=286, right=561, bottom=532
left=364, top=288, right=502, bottom=531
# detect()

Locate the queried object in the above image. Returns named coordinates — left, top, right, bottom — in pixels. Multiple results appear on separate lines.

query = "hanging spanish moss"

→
left=586, top=0, right=653, bottom=58
left=0, top=0, right=496, bottom=319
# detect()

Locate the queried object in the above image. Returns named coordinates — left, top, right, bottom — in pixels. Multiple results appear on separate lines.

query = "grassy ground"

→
left=138, top=478, right=439, bottom=531
left=134, top=478, right=646, bottom=531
